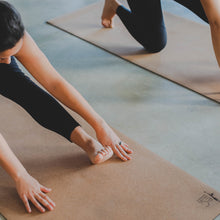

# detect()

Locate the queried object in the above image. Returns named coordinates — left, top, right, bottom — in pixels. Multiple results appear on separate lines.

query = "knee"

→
left=142, top=31, right=167, bottom=53
left=148, top=40, right=167, bottom=53
left=143, top=38, right=167, bottom=53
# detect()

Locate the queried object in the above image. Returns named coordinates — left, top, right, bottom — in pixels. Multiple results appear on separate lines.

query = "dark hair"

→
left=0, top=1, right=24, bottom=52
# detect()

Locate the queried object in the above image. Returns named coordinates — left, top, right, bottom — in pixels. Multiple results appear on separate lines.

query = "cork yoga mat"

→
left=0, top=88, right=220, bottom=219
left=47, top=1, right=220, bottom=103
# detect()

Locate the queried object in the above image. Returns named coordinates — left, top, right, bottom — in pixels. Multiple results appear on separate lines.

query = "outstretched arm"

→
left=15, top=31, right=133, bottom=161
left=201, top=0, right=220, bottom=68
left=0, top=133, right=55, bottom=213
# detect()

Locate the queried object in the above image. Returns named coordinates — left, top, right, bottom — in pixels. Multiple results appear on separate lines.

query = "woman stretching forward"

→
left=0, top=1, right=133, bottom=214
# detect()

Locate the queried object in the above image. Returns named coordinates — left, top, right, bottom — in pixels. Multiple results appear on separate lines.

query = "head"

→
left=0, top=1, right=24, bottom=64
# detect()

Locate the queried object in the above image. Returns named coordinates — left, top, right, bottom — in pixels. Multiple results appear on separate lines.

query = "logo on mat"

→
left=197, top=191, right=220, bottom=207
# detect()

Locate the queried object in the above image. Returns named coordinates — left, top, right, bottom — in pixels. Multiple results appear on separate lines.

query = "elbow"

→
left=48, top=78, right=66, bottom=96
left=209, top=18, right=220, bottom=32
left=50, top=80, right=60, bottom=93
left=47, top=78, right=63, bottom=93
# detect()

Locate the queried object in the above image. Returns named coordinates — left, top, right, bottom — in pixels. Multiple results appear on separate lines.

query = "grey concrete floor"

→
left=7, top=0, right=220, bottom=217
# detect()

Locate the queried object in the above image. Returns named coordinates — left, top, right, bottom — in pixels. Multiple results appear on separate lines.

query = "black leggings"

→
left=0, top=57, right=80, bottom=142
left=116, top=0, right=209, bottom=53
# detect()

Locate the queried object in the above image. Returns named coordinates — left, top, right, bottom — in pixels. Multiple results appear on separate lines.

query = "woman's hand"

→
left=95, top=121, right=133, bottom=161
left=15, top=173, right=55, bottom=213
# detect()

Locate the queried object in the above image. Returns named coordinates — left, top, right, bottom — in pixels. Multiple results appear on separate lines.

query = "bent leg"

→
left=0, top=57, right=114, bottom=164
left=102, top=0, right=210, bottom=52
left=0, top=57, right=80, bottom=142
left=102, top=0, right=167, bottom=52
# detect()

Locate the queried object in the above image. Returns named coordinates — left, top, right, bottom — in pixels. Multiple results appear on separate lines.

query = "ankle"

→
left=70, top=126, right=95, bottom=152
left=84, top=139, right=96, bottom=153
left=112, top=0, right=120, bottom=12
left=70, top=126, right=89, bottom=145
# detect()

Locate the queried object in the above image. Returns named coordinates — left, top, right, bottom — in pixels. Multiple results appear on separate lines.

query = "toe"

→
left=106, top=148, right=110, bottom=153
left=93, top=153, right=104, bottom=164
left=98, top=149, right=106, bottom=156
left=109, top=21, right=113, bottom=28
left=102, top=19, right=111, bottom=28
left=106, top=147, right=112, bottom=154
left=91, top=146, right=114, bottom=164
left=108, top=146, right=113, bottom=154
left=100, top=149, right=106, bottom=156
left=105, top=149, right=110, bottom=155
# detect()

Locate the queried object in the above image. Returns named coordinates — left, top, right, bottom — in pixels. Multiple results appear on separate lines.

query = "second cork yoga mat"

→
left=0, top=80, right=220, bottom=219
left=47, top=1, right=220, bottom=103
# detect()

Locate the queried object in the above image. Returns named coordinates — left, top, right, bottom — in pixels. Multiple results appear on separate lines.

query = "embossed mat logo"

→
left=197, top=191, right=220, bottom=207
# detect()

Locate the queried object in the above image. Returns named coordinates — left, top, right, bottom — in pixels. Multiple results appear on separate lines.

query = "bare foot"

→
left=70, top=126, right=114, bottom=164
left=86, top=139, right=114, bottom=164
left=101, top=0, right=121, bottom=28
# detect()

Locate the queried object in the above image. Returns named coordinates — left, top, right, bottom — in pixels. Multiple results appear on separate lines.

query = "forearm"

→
left=16, top=32, right=105, bottom=130
left=0, top=134, right=28, bottom=182
left=49, top=79, right=105, bottom=130
left=210, top=25, right=220, bottom=68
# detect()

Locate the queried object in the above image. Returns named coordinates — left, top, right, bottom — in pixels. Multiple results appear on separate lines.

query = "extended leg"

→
left=0, top=57, right=114, bottom=164
left=0, top=57, right=80, bottom=141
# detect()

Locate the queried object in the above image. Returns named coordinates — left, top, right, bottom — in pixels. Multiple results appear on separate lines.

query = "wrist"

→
left=93, top=117, right=106, bottom=131
left=13, top=168, right=29, bottom=183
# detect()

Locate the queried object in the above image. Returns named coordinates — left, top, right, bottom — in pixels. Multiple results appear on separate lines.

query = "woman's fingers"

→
left=109, top=140, right=134, bottom=161
left=22, top=190, right=55, bottom=213
left=116, top=144, right=132, bottom=160
left=112, top=144, right=130, bottom=161
left=29, top=194, right=46, bottom=213
left=111, top=145, right=127, bottom=161
left=34, top=193, right=54, bottom=211
left=15, top=173, right=55, bottom=213
left=21, top=194, right=31, bottom=213
left=40, top=185, right=51, bottom=193
left=39, top=192, right=56, bottom=208
left=121, top=142, right=133, bottom=154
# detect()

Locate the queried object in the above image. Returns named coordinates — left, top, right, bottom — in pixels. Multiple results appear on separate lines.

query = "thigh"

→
left=0, top=57, right=42, bottom=109
left=0, top=57, right=27, bottom=100
left=127, top=0, right=164, bottom=22
left=0, top=57, right=80, bottom=141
